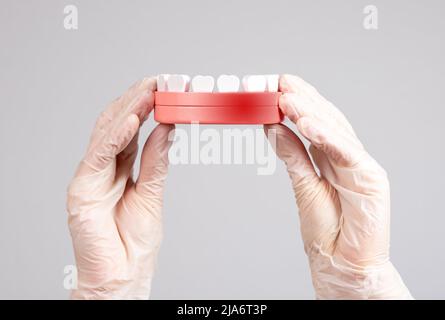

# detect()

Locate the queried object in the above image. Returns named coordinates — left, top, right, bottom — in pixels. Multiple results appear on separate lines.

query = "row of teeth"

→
left=157, top=74, right=279, bottom=93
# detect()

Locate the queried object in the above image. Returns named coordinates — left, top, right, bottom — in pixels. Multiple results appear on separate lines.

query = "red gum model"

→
left=154, top=92, right=283, bottom=124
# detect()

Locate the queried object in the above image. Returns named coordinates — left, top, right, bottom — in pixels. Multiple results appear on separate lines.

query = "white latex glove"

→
left=67, top=77, right=174, bottom=299
left=265, top=74, right=412, bottom=299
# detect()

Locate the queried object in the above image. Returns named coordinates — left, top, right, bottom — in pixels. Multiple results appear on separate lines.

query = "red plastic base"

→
left=154, top=92, right=283, bottom=124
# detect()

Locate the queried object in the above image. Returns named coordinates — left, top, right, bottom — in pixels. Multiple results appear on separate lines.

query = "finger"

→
left=279, top=74, right=356, bottom=136
left=115, top=92, right=156, bottom=172
left=280, top=73, right=321, bottom=96
left=126, top=86, right=156, bottom=125
left=115, top=132, right=139, bottom=175
left=86, top=89, right=154, bottom=164
left=279, top=92, right=354, bottom=140
left=135, top=124, right=175, bottom=201
left=106, top=77, right=156, bottom=122
left=264, top=123, right=341, bottom=251
left=296, top=116, right=365, bottom=167
left=113, top=124, right=174, bottom=265
left=83, top=114, right=140, bottom=173
left=264, top=124, right=318, bottom=185
left=278, top=92, right=323, bottom=123
left=92, top=77, right=156, bottom=137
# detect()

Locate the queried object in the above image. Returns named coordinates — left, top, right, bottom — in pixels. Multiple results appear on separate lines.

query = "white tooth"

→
left=216, top=75, right=240, bottom=92
left=242, top=75, right=267, bottom=92
left=157, top=74, right=170, bottom=92
left=191, top=75, right=215, bottom=92
left=241, top=75, right=250, bottom=92
left=167, top=74, right=190, bottom=92
left=266, top=74, right=279, bottom=92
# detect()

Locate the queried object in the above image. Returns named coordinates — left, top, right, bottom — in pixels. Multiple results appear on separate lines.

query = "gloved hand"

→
left=67, top=77, right=174, bottom=299
left=265, top=74, right=412, bottom=299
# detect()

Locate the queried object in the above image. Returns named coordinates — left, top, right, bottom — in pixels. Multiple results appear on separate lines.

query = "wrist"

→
left=307, top=245, right=412, bottom=300
left=71, top=276, right=153, bottom=300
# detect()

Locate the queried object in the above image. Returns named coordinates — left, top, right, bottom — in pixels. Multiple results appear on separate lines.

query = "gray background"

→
left=0, top=0, right=444, bottom=299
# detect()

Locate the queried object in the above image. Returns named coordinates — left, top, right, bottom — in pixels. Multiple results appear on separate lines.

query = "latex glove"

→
left=265, top=74, right=412, bottom=299
left=67, top=77, right=174, bottom=299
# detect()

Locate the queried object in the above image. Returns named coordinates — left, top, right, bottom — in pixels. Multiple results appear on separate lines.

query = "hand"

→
left=67, top=77, right=174, bottom=299
left=265, top=74, right=412, bottom=299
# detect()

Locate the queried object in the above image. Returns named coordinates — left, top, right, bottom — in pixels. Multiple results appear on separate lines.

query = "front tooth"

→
left=157, top=74, right=170, bottom=92
left=167, top=74, right=190, bottom=92
left=191, top=75, right=215, bottom=92
left=266, top=74, right=279, bottom=92
left=216, top=75, right=240, bottom=92
left=241, top=75, right=250, bottom=92
left=242, top=75, right=267, bottom=92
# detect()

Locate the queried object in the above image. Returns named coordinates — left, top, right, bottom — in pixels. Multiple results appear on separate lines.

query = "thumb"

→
left=135, top=124, right=175, bottom=200
left=264, top=124, right=340, bottom=251
left=264, top=124, right=318, bottom=189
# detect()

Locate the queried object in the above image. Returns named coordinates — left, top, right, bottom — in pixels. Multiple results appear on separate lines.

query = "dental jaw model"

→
left=155, top=74, right=283, bottom=124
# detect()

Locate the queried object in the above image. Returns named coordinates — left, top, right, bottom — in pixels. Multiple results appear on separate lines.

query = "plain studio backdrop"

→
left=0, top=0, right=444, bottom=299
